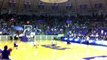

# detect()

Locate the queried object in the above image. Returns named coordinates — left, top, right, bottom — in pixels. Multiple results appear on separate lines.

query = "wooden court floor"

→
left=0, top=40, right=107, bottom=60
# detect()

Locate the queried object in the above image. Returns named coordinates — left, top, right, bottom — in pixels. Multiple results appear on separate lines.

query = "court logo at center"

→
left=83, top=56, right=107, bottom=60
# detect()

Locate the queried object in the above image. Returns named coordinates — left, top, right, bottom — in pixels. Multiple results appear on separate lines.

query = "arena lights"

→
left=40, top=0, right=68, bottom=3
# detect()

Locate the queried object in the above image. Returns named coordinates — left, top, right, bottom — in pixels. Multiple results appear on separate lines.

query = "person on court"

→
left=33, top=41, right=38, bottom=48
left=14, top=41, right=18, bottom=49
left=51, top=41, right=57, bottom=46
left=1, top=45, right=11, bottom=60
left=86, top=36, right=90, bottom=45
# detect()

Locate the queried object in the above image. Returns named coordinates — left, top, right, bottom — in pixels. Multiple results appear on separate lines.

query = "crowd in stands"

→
left=0, top=13, right=107, bottom=40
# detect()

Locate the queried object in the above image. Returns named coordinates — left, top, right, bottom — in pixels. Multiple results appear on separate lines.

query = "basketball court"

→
left=0, top=40, right=107, bottom=60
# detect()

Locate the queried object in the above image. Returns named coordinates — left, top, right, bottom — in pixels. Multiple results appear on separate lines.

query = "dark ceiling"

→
left=0, top=0, right=107, bottom=15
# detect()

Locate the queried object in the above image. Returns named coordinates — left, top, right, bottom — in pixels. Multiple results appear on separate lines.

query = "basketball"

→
left=8, top=48, right=12, bottom=52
